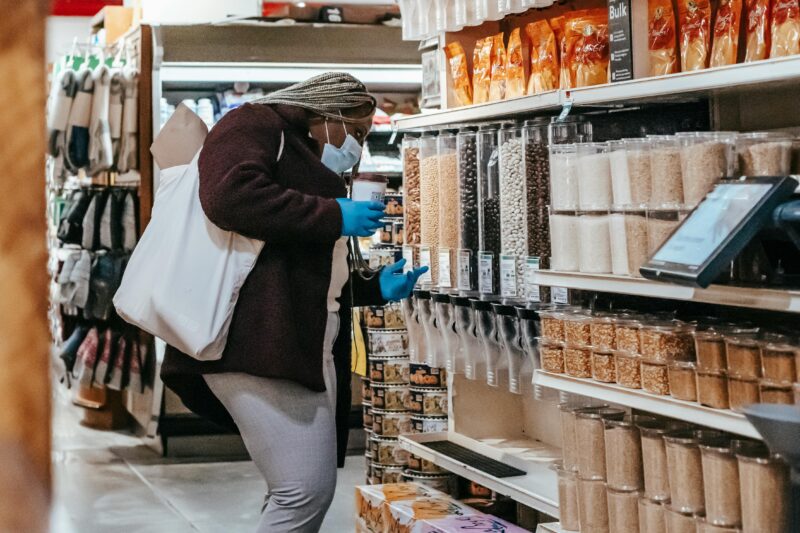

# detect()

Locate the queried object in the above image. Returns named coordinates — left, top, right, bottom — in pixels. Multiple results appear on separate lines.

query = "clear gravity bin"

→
left=413, top=289, right=436, bottom=365
left=472, top=299, right=502, bottom=387
left=404, top=293, right=426, bottom=364
left=432, top=292, right=458, bottom=371
left=448, top=295, right=472, bottom=374
left=494, top=302, right=530, bottom=394
left=455, top=297, right=482, bottom=379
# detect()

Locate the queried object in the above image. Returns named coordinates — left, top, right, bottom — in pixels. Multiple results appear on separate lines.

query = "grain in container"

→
left=564, top=343, right=592, bottom=378
left=577, top=211, right=612, bottom=274
left=638, top=418, right=686, bottom=502
left=549, top=144, right=580, bottom=211
left=498, top=124, right=528, bottom=281
left=419, top=131, right=440, bottom=284
left=639, top=321, right=695, bottom=363
left=638, top=497, right=667, bottom=533
left=549, top=210, right=580, bottom=272
left=577, top=477, right=609, bottom=532
left=699, top=435, right=741, bottom=527
left=759, top=332, right=797, bottom=383
left=759, top=379, right=794, bottom=404
left=724, top=329, right=762, bottom=379
left=664, top=429, right=706, bottom=513
left=576, top=142, right=613, bottom=210
left=668, top=360, right=698, bottom=401
left=606, top=487, right=640, bottom=533
left=728, top=374, right=760, bottom=412
left=604, top=415, right=654, bottom=491
left=437, top=131, right=459, bottom=284
left=736, top=132, right=792, bottom=176
left=648, top=135, right=684, bottom=206
left=552, top=462, right=580, bottom=531
left=677, top=132, right=736, bottom=207
left=736, top=440, right=790, bottom=533
left=575, top=406, right=625, bottom=479
left=647, top=207, right=687, bottom=255
left=609, top=207, right=649, bottom=277
left=664, top=504, right=699, bottom=533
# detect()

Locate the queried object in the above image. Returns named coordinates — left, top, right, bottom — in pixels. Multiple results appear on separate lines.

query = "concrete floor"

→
left=50, top=387, right=362, bottom=533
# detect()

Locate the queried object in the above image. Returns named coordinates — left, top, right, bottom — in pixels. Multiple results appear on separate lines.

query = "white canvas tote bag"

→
left=113, top=148, right=269, bottom=361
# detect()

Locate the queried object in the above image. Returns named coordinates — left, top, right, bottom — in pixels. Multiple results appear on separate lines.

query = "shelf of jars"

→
left=398, top=431, right=561, bottom=518
left=393, top=55, right=800, bottom=131
left=530, top=271, right=800, bottom=314
left=533, top=370, right=761, bottom=440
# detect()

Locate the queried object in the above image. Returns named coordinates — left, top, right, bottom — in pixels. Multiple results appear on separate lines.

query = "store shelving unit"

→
left=533, top=371, right=761, bottom=439
left=530, top=271, right=800, bottom=314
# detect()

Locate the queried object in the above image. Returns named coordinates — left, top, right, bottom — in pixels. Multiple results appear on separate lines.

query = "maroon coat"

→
left=161, top=103, right=383, bottom=460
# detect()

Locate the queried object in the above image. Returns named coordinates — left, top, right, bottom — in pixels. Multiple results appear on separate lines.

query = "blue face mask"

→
left=321, top=118, right=363, bottom=174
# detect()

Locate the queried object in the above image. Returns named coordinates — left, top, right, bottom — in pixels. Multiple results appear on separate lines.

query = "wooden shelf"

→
left=533, top=370, right=761, bottom=440
left=398, top=431, right=561, bottom=518
left=531, top=270, right=800, bottom=314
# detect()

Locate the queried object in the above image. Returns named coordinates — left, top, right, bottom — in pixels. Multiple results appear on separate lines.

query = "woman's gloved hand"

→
left=380, top=259, right=429, bottom=302
left=336, top=198, right=385, bottom=237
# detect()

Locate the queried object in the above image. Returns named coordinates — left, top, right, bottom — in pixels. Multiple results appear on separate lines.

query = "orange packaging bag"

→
left=710, top=0, right=743, bottom=66
left=566, top=9, right=610, bottom=88
left=473, top=37, right=493, bottom=104
left=770, top=0, right=800, bottom=57
left=489, top=33, right=507, bottom=101
left=648, top=0, right=679, bottom=75
left=444, top=41, right=473, bottom=107
left=526, top=20, right=559, bottom=94
left=506, top=28, right=526, bottom=99
left=678, top=0, right=712, bottom=71
left=550, top=16, right=571, bottom=89
left=744, top=0, right=771, bottom=61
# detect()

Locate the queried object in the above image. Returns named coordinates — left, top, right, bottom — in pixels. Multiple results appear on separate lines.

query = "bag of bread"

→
left=566, top=9, right=610, bottom=88
left=489, top=33, right=507, bottom=101
left=550, top=16, right=571, bottom=89
left=770, top=0, right=800, bottom=57
left=444, top=41, right=473, bottom=107
left=678, top=0, right=712, bottom=71
left=506, top=28, right=526, bottom=99
left=710, top=0, right=743, bottom=66
left=526, top=20, right=559, bottom=94
left=744, top=0, right=771, bottom=61
left=473, top=37, right=493, bottom=104
left=648, top=0, right=679, bottom=75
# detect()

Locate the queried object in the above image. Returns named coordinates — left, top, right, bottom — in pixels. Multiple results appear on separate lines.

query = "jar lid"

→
left=590, top=314, right=616, bottom=325
left=735, top=441, right=785, bottom=465
left=759, top=379, right=792, bottom=390
left=612, top=349, right=641, bottom=359
left=640, top=356, right=668, bottom=366
left=727, top=372, right=759, bottom=383
left=698, top=435, right=735, bottom=455
left=640, top=321, right=694, bottom=334
left=604, top=414, right=657, bottom=430
left=664, top=429, right=700, bottom=445
left=697, top=368, right=727, bottom=377
left=760, top=332, right=797, bottom=351
left=575, top=406, right=625, bottom=421
left=538, top=309, right=567, bottom=320
left=612, top=317, right=642, bottom=327
left=563, top=312, right=592, bottom=323
left=723, top=333, right=760, bottom=346
left=536, top=336, right=564, bottom=348
left=564, top=342, right=592, bottom=351
left=592, top=348, right=615, bottom=357
left=637, top=418, right=688, bottom=436
left=669, top=360, right=696, bottom=370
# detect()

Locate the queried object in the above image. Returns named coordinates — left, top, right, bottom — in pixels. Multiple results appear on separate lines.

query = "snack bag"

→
left=678, top=0, right=712, bottom=71
left=505, top=28, right=526, bottom=98
left=770, top=0, right=800, bottom=57
left=648, top=0, right=679, bottom=75
left=566, top=9, right=610, bottom=88
left=444, top=41, right=473, bottom=107
left=489, top=33, right=507, bottom=101
left=550, top=16, right=571, bottom=89
left=710, top=0, right=743, bottom=66
left=744, top=0, right=771, bottom=61
left=473, top=37, right=493, bottom=104
left=526, top=20, right=559, bottom=93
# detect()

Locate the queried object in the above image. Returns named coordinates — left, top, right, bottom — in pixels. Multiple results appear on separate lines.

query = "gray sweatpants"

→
left=204, top=313, right=340, bottom=533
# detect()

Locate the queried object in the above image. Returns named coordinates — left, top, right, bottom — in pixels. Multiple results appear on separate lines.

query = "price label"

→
left=457, top=250, right=472, bottom=291
left=419, top=246, right=432, bottom=285
left=551, top=286, right=569, bottom=304
left=438, top=249, right=452, bottom=289
left=500, top=255, right=518, bottom=298
left=525, top=257, right=541, bottom=302
left=478, top=252, right=494, bottom=295
left=402, top=245, right=414, bottom=274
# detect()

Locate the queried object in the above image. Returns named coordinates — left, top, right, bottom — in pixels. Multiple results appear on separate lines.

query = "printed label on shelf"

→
left=402, top=245, right=414, bottom=274
left=457, top=249, right=472, bottom=291
left=500, top=255, right=518, bottom=298
left=551, top=286, right=569, bottom=304
left=419, top=246, right=432, bottom=284
left=439, top=249, right=452, bottom=289
left=478, top=252, right=494, bottom=295
left=525, top=257, right=541, bottom=302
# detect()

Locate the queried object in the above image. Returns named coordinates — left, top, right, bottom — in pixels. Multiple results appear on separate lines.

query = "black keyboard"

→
left=425, top=441, right=526, bottom=478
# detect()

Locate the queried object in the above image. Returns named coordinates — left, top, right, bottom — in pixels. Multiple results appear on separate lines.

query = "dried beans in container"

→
left=477, top=125, right=501, bottom=293
left=456, top=128, right=479, bottom=290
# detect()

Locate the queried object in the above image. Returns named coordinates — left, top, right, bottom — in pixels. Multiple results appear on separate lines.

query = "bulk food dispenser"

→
left=493, top=302, right=531, bottom=394
left=472, top=299, right=502, bottom=387
left=448, top=295, right=472, bottom=375
left=455, top=297, right=483, bottom=380
left=477, top=125, right=501, bottom=295
left=432, top=292, right=459, bottom=371
left=403, top=292, right=425, bottom=364
left=413, top=289, right=436, bottom=366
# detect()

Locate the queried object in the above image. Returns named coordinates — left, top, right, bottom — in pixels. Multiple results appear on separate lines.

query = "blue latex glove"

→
left=336, top=198, right=385, bottom=237
left=380, top=259, right=429, bottom=302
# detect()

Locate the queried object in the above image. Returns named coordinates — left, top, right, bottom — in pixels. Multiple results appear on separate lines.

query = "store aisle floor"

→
left=50, top=387, right=360, bottom=533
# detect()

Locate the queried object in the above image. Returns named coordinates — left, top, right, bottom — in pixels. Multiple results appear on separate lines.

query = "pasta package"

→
left=566, top=9, right=610, bottom=88
left=506, top=28, right=526, bottom=99
left=744, top=0, right=771, bottom=61
left=489, top=33, right=508, bottom=101
left=770, top=0, right=800, bottom=57
left=648, top=0, right=679, bottom=75
left=550, top=16, right=571, bottom=89
left=678, top=0, right=712, bottom=71
left=526, top=20, right=559, bottom=94
left=710, top=0, right=743, bottom=66
left=473, top=37, right=493, bottom=104
left=444, top=41, right=473, bottom=107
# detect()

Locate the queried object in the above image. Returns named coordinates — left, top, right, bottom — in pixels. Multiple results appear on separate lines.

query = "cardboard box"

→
left=356, top=483, right=448, bottom=533
left=418, top=514, right=532, bottom=533
left=382, top=497, right=479, bottom=532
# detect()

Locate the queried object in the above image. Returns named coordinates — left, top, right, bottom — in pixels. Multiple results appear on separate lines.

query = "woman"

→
left=161, top=73, right=426, bottom=532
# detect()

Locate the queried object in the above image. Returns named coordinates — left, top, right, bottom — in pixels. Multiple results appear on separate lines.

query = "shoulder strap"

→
left=277, top=131, right=284, bottom=162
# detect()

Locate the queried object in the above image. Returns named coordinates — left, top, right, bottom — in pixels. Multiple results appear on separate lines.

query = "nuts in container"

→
left=668, top=360, right=698, bottom=402
left=664, top=429, right=706, bottom=514
left=564, top=343, right=592, bottom=378
left=697, top=370, right=730, bottom=409
left=590, top=315, right=616, bottom=349
left=592, top=349, right=616, bottom=383
left=615, top=350, right=642, bottom=389
left=724, top=330, right=762, bottom=379
left=640, top=322, right=695, bottom=363
left=694, top=328, right=728, bottom=372
left=728, top=375, right=760, bottom=412
left=614, top=317, right=642, bottom=353
left=759, top=333, right=797, bottom=383
left=538, top=337, right=565, bottom=373
left=564, top=313, right=592, bottom=345
left=539, top=309, right=567, bottom=341
left=641, top=358, right=670, bottom=395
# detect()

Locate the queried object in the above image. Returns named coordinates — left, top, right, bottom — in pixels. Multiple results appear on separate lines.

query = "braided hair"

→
left=254, top=72, right=377, bottom=123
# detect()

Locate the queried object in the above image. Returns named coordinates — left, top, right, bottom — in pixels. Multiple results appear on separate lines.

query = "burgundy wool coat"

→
left=160, top=103, right=384, bottom=465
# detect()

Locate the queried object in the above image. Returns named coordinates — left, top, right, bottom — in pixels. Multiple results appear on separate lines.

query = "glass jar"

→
left=664, top=429, right=706, bottom=514
left=639, top=418, right=676, bottom=502
left=402, top=136, right=421, bottom=246
left=736, top=442, right=790, bottom=533
left=538, top=337, right=565, bottom=373
left=638, top=497, right=666, bottom=533
left=697, top=370, right=730, bottom=409
left=736, top=132, right=793, bottom=176
left=522, top=119, right=552, bottom=266
left=694, top=329, right=728, bottom=372
left=499, top=124, right=527, bottom=281
left=549, top=143, right=580, bottom=210
left=648, top=135, right=684, bottom=206
left=665, top=505, right=699, bottom=533
left=565, top=343, right=592, bottom=378
left=640, top=322, right=695, bottom=363
left=578, top=212, right=612, bottom=274
left=668, top=360, right=698, bottom=401
left=678, top=132, right=737, bottom=207
left=615, top=350, right=642, bottom=389
left=724, top=331, right=762, bottom=380
left=577, top=142, right=613, bottom=210
left=642, top=358, right=671, bottom=395
left=590, top=314, right=616, bottom=349
left=759, top=379, right=794, bottom=404
left=549, top=210, right=580, bottom=272
left=538, top=309, right=567, bottom=341
left=759, top=333, right=797, bottom=383
left=607, top=488, right=641, bottom=533
left=728, top=375, right=760, bottom=412
left=647, top=207, right=687, bottom=255
left=575, top=407, right=625, bottom=479
left=699, top=437, right=741, bottom=527
left=604, top=415, right=653, bottom=491
left=592, top=349, right=616, bottom=383
left=552, top=462, right=580, bottom=530
left=609, top=208, right=648, bottom=277
left=477, top=125, right=501, bottom=294
left=615, top=318, right=642, bottom=353
left=559, top=403, right=584, bottom=472
left=578, top=478, right=609, bottom=532
left=419, top=132, right=440, bottom=284
left=563, top=312, right=592, bottom=345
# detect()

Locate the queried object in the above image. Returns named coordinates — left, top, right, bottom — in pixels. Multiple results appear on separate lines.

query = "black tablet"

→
left=640, top=177, right=799, bottom=288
